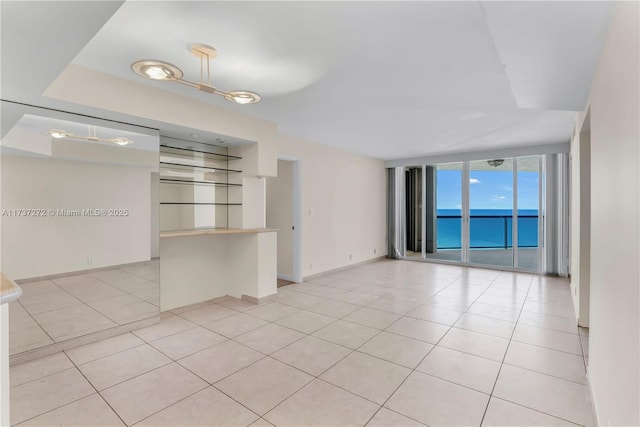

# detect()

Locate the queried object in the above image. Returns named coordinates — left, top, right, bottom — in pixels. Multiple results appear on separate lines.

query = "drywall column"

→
left=578, top=128, right=590, bottom=327
left=585, top=2, right=639, bottom=425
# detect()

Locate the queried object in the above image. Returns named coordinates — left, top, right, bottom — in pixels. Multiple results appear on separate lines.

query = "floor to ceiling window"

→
left=393, top=153, right=557, bottom=274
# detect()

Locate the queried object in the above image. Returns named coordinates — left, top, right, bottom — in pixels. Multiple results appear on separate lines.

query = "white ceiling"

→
left=4, top=1, right=613, bottom=160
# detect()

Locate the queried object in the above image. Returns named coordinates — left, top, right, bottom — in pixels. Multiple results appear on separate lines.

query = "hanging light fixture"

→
left=45, top=126, right=133, bottom=146
left=131, top=43, right=261, bottom=104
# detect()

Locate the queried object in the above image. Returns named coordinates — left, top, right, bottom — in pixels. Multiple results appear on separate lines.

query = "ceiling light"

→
left=47, top=129, right=72, bottom=139
left=131, top=43, right=261, bottom=104
left=487, top=159, right=505, bottom=167
left=45, top=127, right=133, bottom=146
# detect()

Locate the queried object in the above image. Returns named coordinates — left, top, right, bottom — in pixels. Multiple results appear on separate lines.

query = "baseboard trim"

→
left=302, top=255, right=387, bottom=282
left=241, top=293, right=276, bottom=304
left=277, top=274, right=295, bottom=282
left=15, top=259, right=158, bottom=284
left=10, top=315, right=161, bottom=366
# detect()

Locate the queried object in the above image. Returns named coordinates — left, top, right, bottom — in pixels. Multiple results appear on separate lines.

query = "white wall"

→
left=574, top=2, right=639, bottom=425
left=277, top=134, right=387, bottom=278
left=570, top=111, right=591, bottom=327
left=266, top=160, right=294, bottom=278
left=1, top=155, right=152, bottom=279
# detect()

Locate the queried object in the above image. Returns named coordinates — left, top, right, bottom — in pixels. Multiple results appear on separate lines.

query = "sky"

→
left=436, top=169, right=539, bottom=210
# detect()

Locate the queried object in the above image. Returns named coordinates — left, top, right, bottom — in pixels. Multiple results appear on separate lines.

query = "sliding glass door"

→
left=468, top=158, right=515, bottom=268
left=400, top=156, right=543, bottom=272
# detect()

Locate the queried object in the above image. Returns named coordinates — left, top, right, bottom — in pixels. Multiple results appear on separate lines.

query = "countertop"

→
left=1, top=272, right=22, bottom=305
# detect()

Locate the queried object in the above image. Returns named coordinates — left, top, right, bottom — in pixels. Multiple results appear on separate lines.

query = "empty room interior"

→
left=0, top=1, right=638, bottom=427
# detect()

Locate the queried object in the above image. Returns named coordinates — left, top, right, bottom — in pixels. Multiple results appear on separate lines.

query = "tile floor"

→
left=9, top=259, right=592, bottom=426
left=9, top=260, right=159, bottom=355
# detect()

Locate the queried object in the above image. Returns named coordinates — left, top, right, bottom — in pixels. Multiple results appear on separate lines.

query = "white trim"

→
left=513, top=158, right=519, bottom=268
left=277, top=155, right=303, bottom=283
left=385, top=142, right=570, bottom=168
left=421, top=165, right=427, bottom=259
left=277, top=273, right=295, bottom=282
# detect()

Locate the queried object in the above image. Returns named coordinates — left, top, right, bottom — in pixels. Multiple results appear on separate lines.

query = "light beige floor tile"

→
left=359, top=331, right=433, bottom=369
left=245, top=302, right=302, bottom=321
left=332, top=290, right=381, bottom=306
left=523, top=300, right=576, bottom=319
left=308, top=276, right=339, bottom=285
left=250, top=418, right=275, bottom=426
left=482, top=397, right=579, bottom=426
left=493, top=364, right=592, bottom=426
left=78, top=344, right=171, bottom=390
left=11, top=352, right=74, bottom=387
left=203, top=312, right=269, bottom=338
left=416, top=346, right=501, bottom=394
left=100, top=363, right=207, bottom=425
left=99, top=300, right=159, bottom=324
left=307, top=299, right=361, bottom=318
left=272, top=335, right=352, bottom=376
left=366, top=408, right=426, bottom=427
left=136, top=386, right=258, bottom=426
left=454, top=313, right=516, bottom=339
left=385, top=371, right=489, bottom=427
left=405, top=304, right=463, bottom=326
left=90, top=269, right=136, bottom=283
left=505, top=341, right=587, bottom=384
left=367, top=297, right=420, bottom=315
left=284, top=282, right=321, bottom=293
left=439, top=328, right=509, bottom=361
left=9, top=326, right=54, bottom=354
left=306, top=286, right=351, bottom=298
left=581, top=336, right=589, bottom=357
left=31, top=304, right=116, bottom=341
left=467, top=302, right=521, bottom=322
left=275, top=310, right=336, bottom=334
left=179, top=304, right=238, bottom=325
left=425, top=295, right=474, bottom=311
left=132, top=315, right=197, bottom=342
left=21, top=292, right=83, bottom=315
left=10, top=368, right=95, bottom=425
left=235, top=323, right=305, bottom=354
left=218, top=298, right=259, bottom=311
left=87, top=294, right=148, bottom=312
left=321, top=352, right=411, bottom=404
left=9, top=315, right=39, bottom=334
left=150, top=326, right=227, bottom=359
left=476, top=294, right=525, bottom=309
left=65, top=333, right=144, bottom=365
left=19, top=280, right=62, bottom=296
left=512, top=324, right=583, bottom=355
left=343, top=307, right=401, bottom=330
left=518, top=310, right=579, bottom=334
left=264, top=379, right=379, bottom=427
left=17, top=393, right=124, bottom=427
left=169, top=300, right=216, bottom=315
left=178, top=340, right=264, bottom=383
left=216, top=357, right=313, bottom=415
left=63, top=282, right=128, bottom=304
left=312, top=320, right=379, bottom=349
left=277, top=293, right=327, bottom=309
left=385, top=316, right=450, bottom=344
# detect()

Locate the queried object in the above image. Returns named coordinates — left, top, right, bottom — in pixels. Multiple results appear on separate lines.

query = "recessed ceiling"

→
left=6, top=1, right=613, bottom=160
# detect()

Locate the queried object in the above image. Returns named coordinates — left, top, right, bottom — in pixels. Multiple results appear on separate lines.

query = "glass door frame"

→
left=407, top=156, right=545, bottom=273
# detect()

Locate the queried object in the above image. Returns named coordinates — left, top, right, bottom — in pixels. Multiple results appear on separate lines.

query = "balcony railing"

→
left=437, top=215, right=538, bottom=250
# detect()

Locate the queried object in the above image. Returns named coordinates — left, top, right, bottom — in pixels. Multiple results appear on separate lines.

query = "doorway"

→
left=266, top=157, right=302, bottom=283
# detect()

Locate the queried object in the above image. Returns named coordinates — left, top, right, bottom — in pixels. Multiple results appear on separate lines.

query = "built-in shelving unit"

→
left=159, top=136, right=242, bottom=231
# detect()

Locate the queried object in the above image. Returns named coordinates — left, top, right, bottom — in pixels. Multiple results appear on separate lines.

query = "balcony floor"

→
left=406, top=248, right=540, bottom=271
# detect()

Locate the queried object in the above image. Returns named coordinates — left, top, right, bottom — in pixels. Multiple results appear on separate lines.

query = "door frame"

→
left=276, top=155, right=303, bottom=283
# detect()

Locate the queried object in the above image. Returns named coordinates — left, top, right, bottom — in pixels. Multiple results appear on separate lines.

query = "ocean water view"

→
left=437, top=209, right=539, bottom=249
